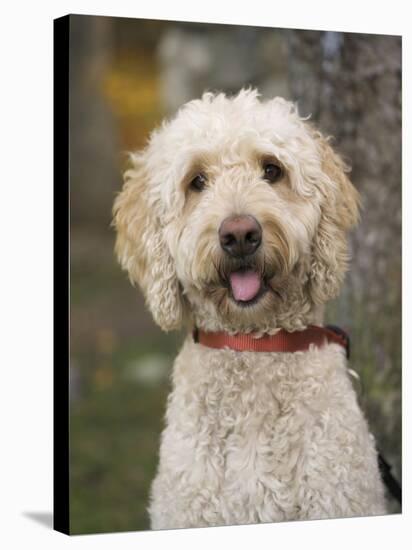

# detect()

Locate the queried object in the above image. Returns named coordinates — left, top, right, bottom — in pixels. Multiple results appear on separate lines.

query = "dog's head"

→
left=113, top=89, right=360, bottom=333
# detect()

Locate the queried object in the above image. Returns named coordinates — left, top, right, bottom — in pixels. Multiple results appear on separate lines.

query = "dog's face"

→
left=113, top=90, right=360, bottom=332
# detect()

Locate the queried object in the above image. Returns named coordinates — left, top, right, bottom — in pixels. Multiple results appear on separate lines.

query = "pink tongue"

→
left=229, top=270, right=261, bottom=302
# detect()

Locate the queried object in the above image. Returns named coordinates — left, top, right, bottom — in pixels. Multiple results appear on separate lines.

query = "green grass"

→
left=69, top=340, right=179, bottom=534
left=70, top=383, right=167, bottom=533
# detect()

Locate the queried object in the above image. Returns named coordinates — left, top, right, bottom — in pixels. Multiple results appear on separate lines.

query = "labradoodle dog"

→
left=113, top=89, right=386, bottom=529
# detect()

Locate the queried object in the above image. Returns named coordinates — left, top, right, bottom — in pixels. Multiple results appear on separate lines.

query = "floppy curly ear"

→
left=112, top=157, right=184, bottom=331
left=308, top=133, right=361, bottom=305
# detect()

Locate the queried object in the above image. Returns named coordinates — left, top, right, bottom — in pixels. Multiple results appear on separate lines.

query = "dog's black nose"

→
left=219, top=215, right=262, bottom=257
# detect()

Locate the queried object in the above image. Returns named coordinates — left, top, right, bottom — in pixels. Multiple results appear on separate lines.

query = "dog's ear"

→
left=112, top=155, right=184, bottom=331
left=308, top=133, right=361, bottom=304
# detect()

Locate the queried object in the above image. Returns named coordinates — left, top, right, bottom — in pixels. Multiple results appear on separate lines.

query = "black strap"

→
left=325, top=324, right=350, bottom=359
left=378, top=451, right=402, bottom=505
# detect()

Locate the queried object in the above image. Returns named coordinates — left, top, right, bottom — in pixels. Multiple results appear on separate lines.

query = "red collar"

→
left=194, top=325, right=349, bottom=356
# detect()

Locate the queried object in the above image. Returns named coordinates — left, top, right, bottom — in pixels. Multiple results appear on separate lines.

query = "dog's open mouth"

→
left=228, top=268, right=268, bottom=306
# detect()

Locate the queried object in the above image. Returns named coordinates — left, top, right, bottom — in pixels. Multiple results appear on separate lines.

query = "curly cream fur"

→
left=112, top=89, right=386, bottom=529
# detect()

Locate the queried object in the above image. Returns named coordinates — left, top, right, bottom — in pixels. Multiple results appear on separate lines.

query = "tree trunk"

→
left=287, top=30, right=402, bottom=506
left=69, top=15, right=120, bottom=227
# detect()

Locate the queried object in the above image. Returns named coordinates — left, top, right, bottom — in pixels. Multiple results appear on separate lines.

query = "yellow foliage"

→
left=103, top=52, right=164, bottom=152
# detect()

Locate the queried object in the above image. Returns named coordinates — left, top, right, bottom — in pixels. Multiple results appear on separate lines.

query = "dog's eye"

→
left=190, top=173, right=207, bottom=192
left=263, top=163, right=283, bottom=184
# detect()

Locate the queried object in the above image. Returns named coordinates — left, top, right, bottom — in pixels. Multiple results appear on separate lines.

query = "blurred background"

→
left=68, top=14, right=401, bottom=534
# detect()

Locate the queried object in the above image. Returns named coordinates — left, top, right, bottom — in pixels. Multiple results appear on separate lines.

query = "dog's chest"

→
left=159, top=339, right=352, bottom=523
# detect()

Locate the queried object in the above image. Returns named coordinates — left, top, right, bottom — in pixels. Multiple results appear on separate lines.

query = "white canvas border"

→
left=0, top=1, right=408, bottom=548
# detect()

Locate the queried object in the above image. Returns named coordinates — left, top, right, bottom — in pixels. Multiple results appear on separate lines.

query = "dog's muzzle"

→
left=218, top=215, right=265, bottom=304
